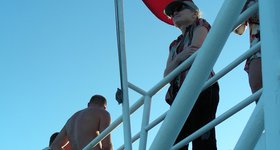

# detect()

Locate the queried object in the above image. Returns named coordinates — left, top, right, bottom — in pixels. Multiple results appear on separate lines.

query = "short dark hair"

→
left=89, top=95, right=107, bottom=106
left=49, top=132, right=59, bottom=146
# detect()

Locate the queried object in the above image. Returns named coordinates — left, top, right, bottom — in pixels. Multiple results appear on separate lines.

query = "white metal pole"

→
left=150, top=0, right=246, bottom=149
left=234, top=100, right=264, bottom=150
left=114, top=0, right=132, bottom=149
left=259, top=0, right=280, bottom=149
left=139, top=95, right=152, bottom=150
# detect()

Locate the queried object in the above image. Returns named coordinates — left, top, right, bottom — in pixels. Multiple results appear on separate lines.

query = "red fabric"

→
left=142, top=0, right=174, bottom=25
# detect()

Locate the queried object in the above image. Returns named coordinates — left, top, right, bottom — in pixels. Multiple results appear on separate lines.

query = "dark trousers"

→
left=173, top=83, right=219, bottom=150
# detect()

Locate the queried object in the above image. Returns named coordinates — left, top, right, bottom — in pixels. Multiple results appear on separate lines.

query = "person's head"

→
left=88, top=95, right=107, bottom=109
left=164, top=0, right=200, bottom=28
left=49, top=132, right=59, bottom=146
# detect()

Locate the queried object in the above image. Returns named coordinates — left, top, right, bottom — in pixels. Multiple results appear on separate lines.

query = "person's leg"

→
left=173, top=83, right=219, bottom=150
left=174, top=100, right=193, bottom=150
left=191, top=83, right=219, bottom=150
left=173, top=88, right=210, bottom=150
left=174, top=124, right=189, bottom=150
left=248, top=58, right=263, bottom=93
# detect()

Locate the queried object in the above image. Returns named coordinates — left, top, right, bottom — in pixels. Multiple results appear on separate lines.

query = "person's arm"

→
left=100, top=111, right=113, bottom=150
left=164, top=26, right=208, bottom=77
left=50, top=126, right=69, bottom=150
left=165, top=25, right=208, bottom=74
left=175, top=25, right=208, bottom=63
left=164, top=25, right=208, bottom=77
left=164, top=49, right=178, bottom=77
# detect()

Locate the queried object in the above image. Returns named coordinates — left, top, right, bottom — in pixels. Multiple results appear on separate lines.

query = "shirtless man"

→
left=50, top=95, right=113, bottom=150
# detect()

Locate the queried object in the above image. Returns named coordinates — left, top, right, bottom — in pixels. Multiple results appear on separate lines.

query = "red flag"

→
left=142, top=0, right=174, bottom=25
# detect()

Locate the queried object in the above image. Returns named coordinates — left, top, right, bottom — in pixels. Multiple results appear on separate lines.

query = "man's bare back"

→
left=51, top=95, right=113, bottom=150
left=66, top=107, right=111, bottom=150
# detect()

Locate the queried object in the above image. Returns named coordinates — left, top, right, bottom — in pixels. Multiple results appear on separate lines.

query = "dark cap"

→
left=164, top=0, right=199, bottom=17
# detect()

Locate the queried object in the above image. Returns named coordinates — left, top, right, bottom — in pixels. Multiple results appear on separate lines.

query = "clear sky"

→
left=0, top=0, right=255, bottom=150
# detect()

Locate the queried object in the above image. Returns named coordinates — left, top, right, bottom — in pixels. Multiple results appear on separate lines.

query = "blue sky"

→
left=0, top=0, right=255, bottom=150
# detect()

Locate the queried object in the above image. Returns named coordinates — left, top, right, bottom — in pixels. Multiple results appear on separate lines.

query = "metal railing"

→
left=117, top=41, right=261, bottom=150
left=83, top=0, right=280, bottom=149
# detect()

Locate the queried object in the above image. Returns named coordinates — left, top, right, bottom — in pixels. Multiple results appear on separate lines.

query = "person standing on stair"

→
left=51, top=95, right=113, bottom=150
left=163, top=0, right=220, bottom=149
left=234, top=0, right=262, bottom=94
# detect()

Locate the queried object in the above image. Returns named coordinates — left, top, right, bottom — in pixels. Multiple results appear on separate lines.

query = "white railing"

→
left=83, top=0, right=280, bottom=149
left=113, top=0, right=132, bottom=149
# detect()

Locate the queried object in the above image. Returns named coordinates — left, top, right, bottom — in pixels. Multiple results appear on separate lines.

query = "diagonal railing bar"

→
left=234, top=98, right=264, bottom=150
left=204, top=42, right=260, bottom=89
left=173, top=89, right=262, bottom=149
left=117, top=133, right=141, bottom=150
left=128, top=82, right=147, bottom=96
